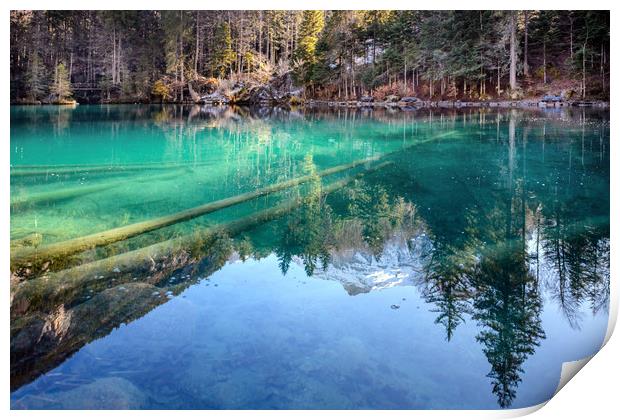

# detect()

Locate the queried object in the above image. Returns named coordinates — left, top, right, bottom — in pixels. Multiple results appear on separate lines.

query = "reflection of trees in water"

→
left=471, top=244, right=545, bottom=408
left=49, top=104, right=75, bottom=135
left=415, top=186, right=608, bottom=408
left=418, top=209, right=481, bottom=341
left=11, top=107, right=610, bottom=407
left=345, top=183, right=419, bottom=259
left=268, top=131, right=609, bottom=404
left=276, top=155, right=334, bottom=276
left=475, top=183, right=543, bottom=409
left=275, top=156, right=422, bottom=277
left=419, top=196, right=546, bottom=407
left=422, top=247, right=473, bottom=341
left=538, top=208, right=610, bottom=329
left=409, top=108, right=609, bottom=407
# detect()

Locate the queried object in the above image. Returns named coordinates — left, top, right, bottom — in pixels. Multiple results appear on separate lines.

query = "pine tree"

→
left=8, top=10, right=611, bottom=103
left=25, top=53, right=47, bottom=101
left=294, top=11, right=324, bottom=63
left=212, top=22, right=236, bottom=77
left=293, top=11, right=324, bottom=82
left=50, top=62, right=72, bottom=102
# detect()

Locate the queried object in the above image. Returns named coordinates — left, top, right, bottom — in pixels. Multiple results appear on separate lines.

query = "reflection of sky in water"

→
left=11, top=253, right=608, bottom=409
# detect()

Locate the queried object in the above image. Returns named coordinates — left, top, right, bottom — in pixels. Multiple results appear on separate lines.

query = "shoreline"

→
left=11, top=98, right=610, bottom=109
left=305, top=99, right=610, bottom=110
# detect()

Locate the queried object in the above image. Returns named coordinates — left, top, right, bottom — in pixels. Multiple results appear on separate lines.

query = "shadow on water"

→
left=10, top=105, right=610, bottom=409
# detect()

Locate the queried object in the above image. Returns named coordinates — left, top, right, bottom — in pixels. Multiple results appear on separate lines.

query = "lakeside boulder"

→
left=232, top=71, right=302, bottom=105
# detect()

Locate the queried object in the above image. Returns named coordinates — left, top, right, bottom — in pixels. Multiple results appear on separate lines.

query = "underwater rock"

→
left=10, top=283, right=162, bottom=390
left=13, top=377, right=146, bottom=409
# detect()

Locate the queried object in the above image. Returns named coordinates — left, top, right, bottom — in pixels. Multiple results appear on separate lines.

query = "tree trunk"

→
left=180, top=18, right=184, bottom=102
left=570, top=17, right=574, bottom=61
left=11, top=155, right=396, bottom=272
left=69, top=52, right=73, bottom=82
left=523, top=11, right=529, bottom=77
left=509, top=11, right=517, bottom=91
left=194, top=12, right=200, bottom=75
left=543, top=41, right=547, bottom=84
left=404, top=55, right=407, bottom=91
left=601, top=44, right=605, bottom=93
left=497, top=65, right=500, bottom=95
left=112, top=27, right=116, bottom=85
left=582, top=43, right=587, bottom=99
left=117, top=36, right=122, bottom=85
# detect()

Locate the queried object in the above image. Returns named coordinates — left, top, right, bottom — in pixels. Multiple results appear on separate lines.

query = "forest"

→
left=10, top=10, right=610, bottom=105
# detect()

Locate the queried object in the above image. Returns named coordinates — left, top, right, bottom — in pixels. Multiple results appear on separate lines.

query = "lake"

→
left=10, top=104, right=610, bottom=409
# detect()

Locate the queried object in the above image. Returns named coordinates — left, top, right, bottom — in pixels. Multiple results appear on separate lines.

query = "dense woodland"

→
left=10, top=10, right=610, bottom=104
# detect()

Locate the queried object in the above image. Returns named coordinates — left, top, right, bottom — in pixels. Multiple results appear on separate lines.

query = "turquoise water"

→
left=10, top=105, right=610, bottom=409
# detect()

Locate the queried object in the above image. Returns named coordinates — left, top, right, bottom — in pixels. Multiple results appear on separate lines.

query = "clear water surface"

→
left=10, top=104, right=610, bottom=409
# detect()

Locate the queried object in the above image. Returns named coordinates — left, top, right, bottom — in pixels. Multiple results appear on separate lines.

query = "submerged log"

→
left=10, top=161, right=392, bottom=316
left=12, top=164, right=159, bottom=178
left=10, top=237, right=234, bottom=391
left=10, top=160, right=211, bottom=178
left=10, top=155, right=386, bottom=270
left=10, top=130, right=458, bottom=272
left=10, top=169, right=186, bottom=208
left=10, top=233, right=43, bottom=249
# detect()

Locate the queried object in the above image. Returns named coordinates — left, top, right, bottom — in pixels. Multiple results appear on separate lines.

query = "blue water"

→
left=10, top=105, right=610, bottom=409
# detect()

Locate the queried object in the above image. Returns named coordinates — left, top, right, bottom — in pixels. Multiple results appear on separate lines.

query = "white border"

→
left=2, top=2, right=617, bottom=419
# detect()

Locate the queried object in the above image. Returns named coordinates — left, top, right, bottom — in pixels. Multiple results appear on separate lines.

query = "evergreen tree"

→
left=212, top=22, right=236, bottom=77
left=528, top=11, right=561, bottom=84
left=8, top=10, right=611, bottom=103
left=293, top=10, right=324, bottom=83
left=24, top=53, right=47, bottom=101
left=50, top=62, right=72, bottom=101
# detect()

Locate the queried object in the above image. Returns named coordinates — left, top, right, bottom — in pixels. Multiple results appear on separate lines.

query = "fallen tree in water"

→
left=10, top=169, right=186, bottom=208
left=10, top=161, right=392, bottom=317
left=10, top=155, right=384, bottom=272
left=10, top=239, right=233, bottom=391
left=11, top=130, right=456, bottom=277
left=10, top=159, right=224, bottom=178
